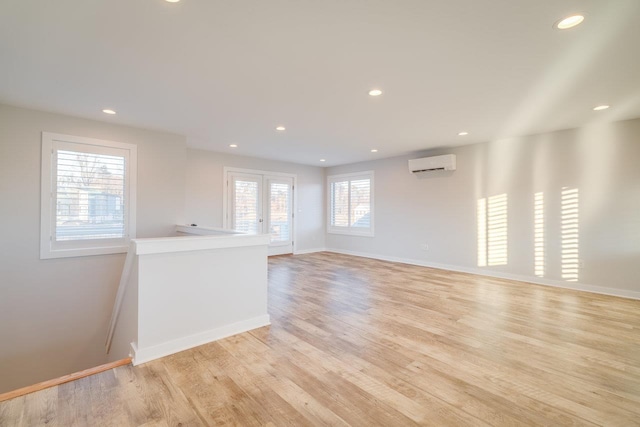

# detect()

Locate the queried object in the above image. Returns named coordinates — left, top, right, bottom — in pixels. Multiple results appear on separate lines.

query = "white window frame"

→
left=40, top=132, right=137, bottom=259
left=327, top=171, right=374, bottom=237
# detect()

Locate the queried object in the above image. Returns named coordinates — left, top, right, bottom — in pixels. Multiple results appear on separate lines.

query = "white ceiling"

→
left=1, top=0, right=639, bottom=166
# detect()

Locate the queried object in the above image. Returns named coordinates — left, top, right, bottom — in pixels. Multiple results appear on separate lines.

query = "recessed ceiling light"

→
left=102, top=109, right=116, bottom=115
left=275, top=126, right=286, bottom=131
left=555, top=15, right=585, bottom=30
left=368, top=89, right=382, bottom=96
left=593, top=105, right=610, bottom=111
left=229, top=144, right=238, bottom=148
left=371, top=149, right=378, bottom=153
left=320, top=159, right=326, bottom=162
left=165, top=0, right=181, bottom=3
left=458, top=131, right=469, bottom=136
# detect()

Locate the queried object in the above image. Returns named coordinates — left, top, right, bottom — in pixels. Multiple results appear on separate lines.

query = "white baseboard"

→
left=325, top=248, right=640, bottom=300
left=293, top=247, right=327, bottom=255
left=131, top=314, right=271, bottom=365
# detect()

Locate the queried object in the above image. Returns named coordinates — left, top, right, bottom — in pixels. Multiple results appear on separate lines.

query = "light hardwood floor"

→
left=1, top=252, right=639, bottom=426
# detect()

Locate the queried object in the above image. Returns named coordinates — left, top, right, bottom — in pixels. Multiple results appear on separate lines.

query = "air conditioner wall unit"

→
left=408, top=154, right=456, bottom=174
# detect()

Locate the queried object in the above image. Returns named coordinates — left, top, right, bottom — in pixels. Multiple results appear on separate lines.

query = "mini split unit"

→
left=408, top=154, right=456, bottom=175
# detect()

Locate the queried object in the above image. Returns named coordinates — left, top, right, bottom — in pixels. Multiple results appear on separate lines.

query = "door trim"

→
left=222, top=167, right=297, bottom=254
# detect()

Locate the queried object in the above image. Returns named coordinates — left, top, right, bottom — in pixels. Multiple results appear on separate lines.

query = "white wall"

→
left=185, top=149, right=326, bottom=252
left=0, top=104, right=186, bottom=393
left=326, top=118, right=640, bottom=298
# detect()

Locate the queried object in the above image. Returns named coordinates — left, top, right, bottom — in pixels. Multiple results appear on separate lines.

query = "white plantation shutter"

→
left=330, top=181, right=349, bottom=227
left=269, top=181, right=291, bottom=242
left=232, top=178, right=260, bottom=234
left=55, top=150, right=126, bottom=241
left=349, top=179, right=370, bottom=228
left=41, top=133, right=137, bottom=259
left=328, top=171, right=374, bottom=236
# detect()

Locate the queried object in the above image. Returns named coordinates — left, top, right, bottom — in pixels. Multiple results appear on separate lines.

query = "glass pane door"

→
left=267, top=178, right=293, bottom=246
left=229, top=173, right=262, bottom=234
left=226, top=170, right=294, bottom=256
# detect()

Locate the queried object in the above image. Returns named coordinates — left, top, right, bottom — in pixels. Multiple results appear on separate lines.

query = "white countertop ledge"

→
left=175, top=225, right=240, bottom=235
left=133, top=233, right=270, bottom=255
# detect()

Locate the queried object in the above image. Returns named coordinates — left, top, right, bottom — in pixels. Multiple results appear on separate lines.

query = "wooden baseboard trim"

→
left=0, top=357, right=132, bottom=403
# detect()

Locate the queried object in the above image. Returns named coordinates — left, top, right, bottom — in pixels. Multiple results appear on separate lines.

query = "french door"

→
left=226, top=171, right=294, bottom=256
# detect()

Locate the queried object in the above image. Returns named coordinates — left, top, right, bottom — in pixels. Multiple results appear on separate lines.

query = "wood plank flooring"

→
left=1, top=252, right=639, bottom=426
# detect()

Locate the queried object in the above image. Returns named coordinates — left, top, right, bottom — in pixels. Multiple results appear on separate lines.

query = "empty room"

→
left=1, top=0, right=639, bottom=425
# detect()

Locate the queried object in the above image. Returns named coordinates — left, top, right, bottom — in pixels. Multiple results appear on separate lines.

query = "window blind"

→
left=233, top=179, right=260, bottom=234
left=328, top=171, right=373, bottom=236
left=269, top=182, right=291, bottom=242
left=330, top=181, right=349, bottom=227
left=55, top=150, right=126, bottom=241
left=349, top=179, right=370, bottom=228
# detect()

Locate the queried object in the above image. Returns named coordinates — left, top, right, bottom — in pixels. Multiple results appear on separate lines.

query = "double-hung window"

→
left=327, top=171, right=374, bottom=236
left=40, top=132, right=137, bottom=259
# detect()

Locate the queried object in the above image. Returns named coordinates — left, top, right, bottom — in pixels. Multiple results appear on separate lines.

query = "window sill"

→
left=40, top=243, right=130, bottom=260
